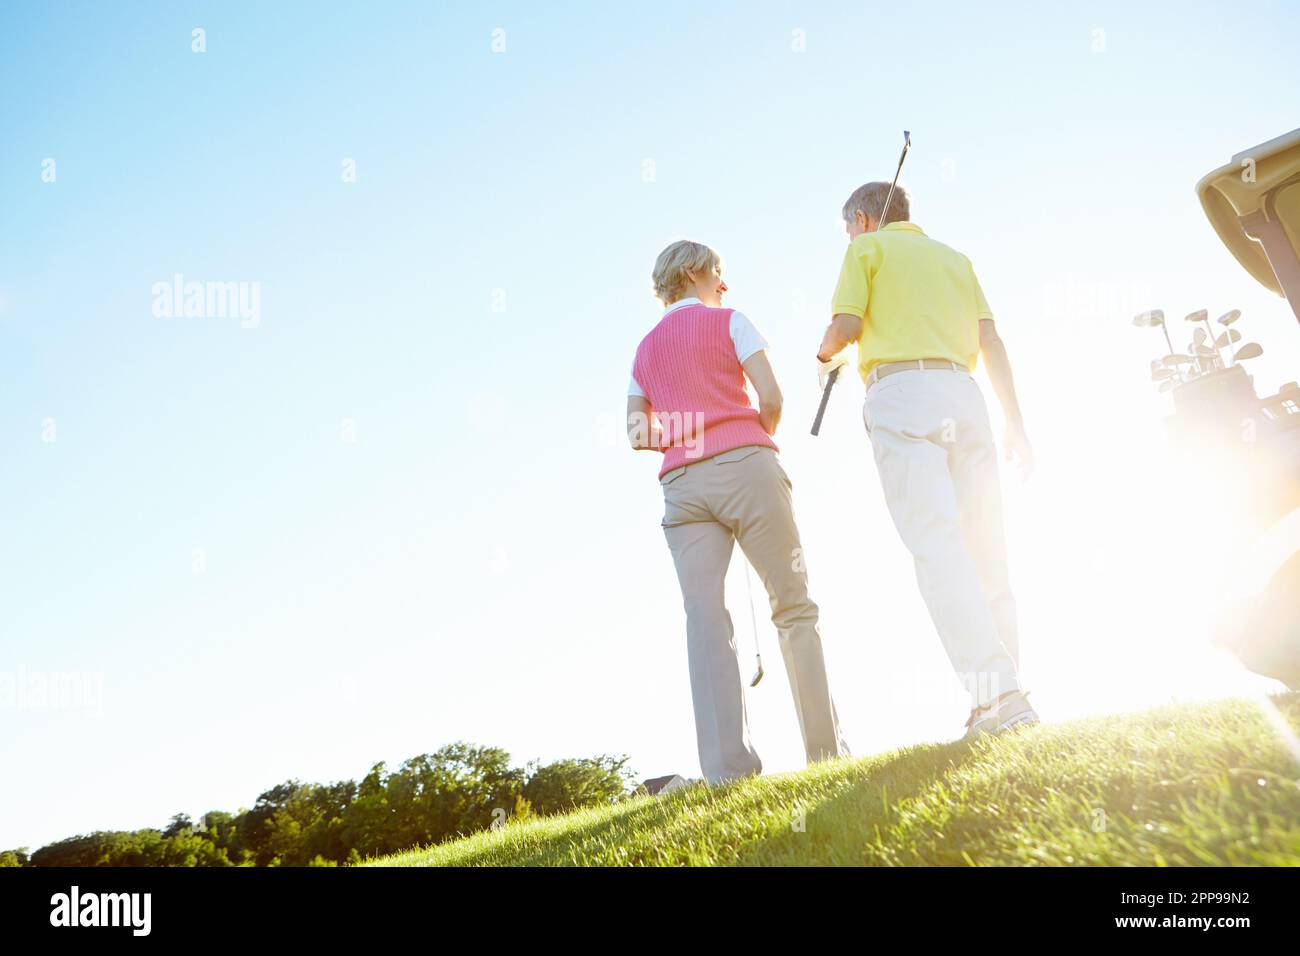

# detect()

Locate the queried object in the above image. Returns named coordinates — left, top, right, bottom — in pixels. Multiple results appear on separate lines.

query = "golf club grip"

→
left=810, top=366, right=840, bottom=435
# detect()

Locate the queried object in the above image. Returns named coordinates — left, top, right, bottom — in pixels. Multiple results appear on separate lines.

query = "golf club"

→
left=812, top=129, right=912, bottom=436
left=810, top=365, right=840, bottom=436
left=1161, top=352, right=1194, bottom=384
left=1189, top=339, right=1220, bottom=376
left=1187, top=308, right=1226, bottom=370
left=1217, top=309, right=1241, bottom=365
left=1234, top=342, right=1263, bottom=361
left=1134, top=309, right=1175, bottom=354
left=1192, top=329, right=1211, bottom=370
left=742, top=559, right=764, bottom=687
left=1214, top=329, right=1241, bottom=350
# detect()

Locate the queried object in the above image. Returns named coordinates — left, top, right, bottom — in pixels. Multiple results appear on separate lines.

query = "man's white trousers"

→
left=863, top=368, right=1021, bottom=708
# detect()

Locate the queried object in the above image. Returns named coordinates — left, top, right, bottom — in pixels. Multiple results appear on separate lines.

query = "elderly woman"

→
left=626, top=239, right=849, bottom=783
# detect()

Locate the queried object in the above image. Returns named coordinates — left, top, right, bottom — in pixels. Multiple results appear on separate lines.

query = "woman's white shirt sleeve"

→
left=628, top=365, right=646, bottom=398
left=729, top=311, right=769, bottom=363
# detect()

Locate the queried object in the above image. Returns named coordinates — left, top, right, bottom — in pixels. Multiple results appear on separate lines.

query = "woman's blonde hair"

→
left=651, top=240, right=721, bottom=305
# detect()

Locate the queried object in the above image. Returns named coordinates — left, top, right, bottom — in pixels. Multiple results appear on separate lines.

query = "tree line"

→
left=1, top=742, right=635, bottom=867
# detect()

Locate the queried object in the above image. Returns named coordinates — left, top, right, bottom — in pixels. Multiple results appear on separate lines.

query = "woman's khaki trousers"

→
left=661, top=444, right=849, bottom=783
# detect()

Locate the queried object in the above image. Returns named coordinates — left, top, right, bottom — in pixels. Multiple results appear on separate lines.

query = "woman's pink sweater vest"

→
left=633, top=304, right=777, bottom=479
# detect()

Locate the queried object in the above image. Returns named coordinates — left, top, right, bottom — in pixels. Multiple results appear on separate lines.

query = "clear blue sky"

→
left=2, top=1, right=1298, bottom=852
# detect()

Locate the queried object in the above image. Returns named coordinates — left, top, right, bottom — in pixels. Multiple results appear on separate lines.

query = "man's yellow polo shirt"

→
left=830, top=221, right=993, bottom=381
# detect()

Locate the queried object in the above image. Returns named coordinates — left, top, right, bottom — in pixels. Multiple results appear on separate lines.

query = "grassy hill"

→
left=363, top=693, right=1300, bottom=866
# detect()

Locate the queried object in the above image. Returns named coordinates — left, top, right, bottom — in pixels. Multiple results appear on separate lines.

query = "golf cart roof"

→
left=1197, top=127, right=1300, bottom=321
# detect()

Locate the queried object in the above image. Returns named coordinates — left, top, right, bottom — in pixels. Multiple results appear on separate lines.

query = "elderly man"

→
left=815, top=182, right=1039, bottom=737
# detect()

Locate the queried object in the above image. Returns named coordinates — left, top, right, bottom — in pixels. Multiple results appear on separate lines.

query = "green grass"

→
left=363, top=693, right=1300, bottom=866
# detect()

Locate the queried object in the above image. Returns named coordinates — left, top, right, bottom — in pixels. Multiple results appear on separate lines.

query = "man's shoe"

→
left=964, top=690, right=1039, bottom=739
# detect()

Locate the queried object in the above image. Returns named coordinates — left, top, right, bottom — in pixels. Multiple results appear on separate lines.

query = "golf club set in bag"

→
left=1134, top=306, right=1263, bottom=391
left=1132, top=303, right=1300, bottom=689
left=1129, top=304, right=1300, bottom=433
left=1132, top=307, right=1279, bottom=424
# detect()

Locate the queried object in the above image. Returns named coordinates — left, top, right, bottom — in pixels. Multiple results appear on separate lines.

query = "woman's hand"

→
left=742, top=350, right=783, bottom=437
left=626, top=396, right=663, bottom=450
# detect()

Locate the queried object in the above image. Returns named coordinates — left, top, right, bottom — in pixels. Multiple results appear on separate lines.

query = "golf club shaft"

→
left=1202, top=317, right=1226, bottom=368
left=742, top=557, right=762, bottom=685
left=811, top=131, right=911, bottom=436
left=878, top=137, right=911, bottom=236
left=810, top=365, right=840, bottom=435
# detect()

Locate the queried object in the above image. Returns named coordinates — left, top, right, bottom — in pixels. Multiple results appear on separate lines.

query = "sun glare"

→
left=994, top=371, right=1282, bottom=722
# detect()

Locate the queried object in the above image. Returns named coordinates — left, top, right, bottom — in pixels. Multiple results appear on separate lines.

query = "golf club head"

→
left=1162, top=353, right=1193, bottom=366
left=1193, top=327, right=1207, bottom=345
left=1133, top=309, right=1165, bottom=328
left=750, top=656, right=764, bottom=687
left=1234, top=342, right=1263, bottom=361
left=1184, top=308, right=1208, bottom=324
left=1214, top=329, right=1241, bottom=349
left=1217, top=309, right=1241, bottom=326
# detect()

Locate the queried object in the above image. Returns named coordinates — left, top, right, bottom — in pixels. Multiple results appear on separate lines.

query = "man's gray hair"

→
left=841, top=181, right=910, bottom=227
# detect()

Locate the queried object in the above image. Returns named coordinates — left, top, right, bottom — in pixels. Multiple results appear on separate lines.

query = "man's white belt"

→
left=867, top=358, right=965, bottom=386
